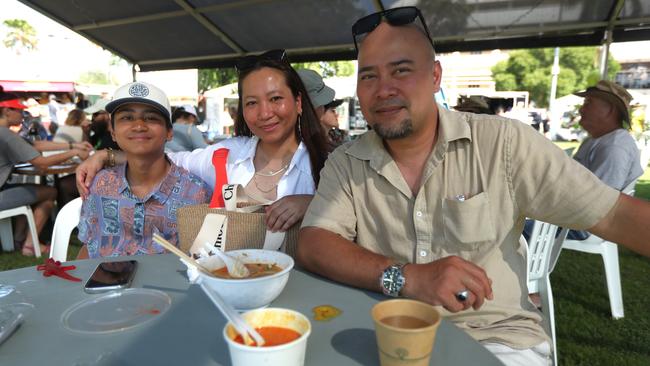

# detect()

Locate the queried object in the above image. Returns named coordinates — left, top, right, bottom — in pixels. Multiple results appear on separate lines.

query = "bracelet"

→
left=69, top=142, right=73, bottom=150
left=106, top=147, right=116, bottom=168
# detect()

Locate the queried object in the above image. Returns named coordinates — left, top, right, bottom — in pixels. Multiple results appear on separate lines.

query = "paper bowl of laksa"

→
left=197, top=249, right=294, bottom=310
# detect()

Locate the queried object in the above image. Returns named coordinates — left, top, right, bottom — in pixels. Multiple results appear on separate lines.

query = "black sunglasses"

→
left=235, top=49, right=287, bottom=73
left=351, top=6, right=434, bottom=52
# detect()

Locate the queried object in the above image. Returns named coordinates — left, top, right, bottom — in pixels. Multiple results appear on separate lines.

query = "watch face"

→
left=382, top=265, right=404, bottom=297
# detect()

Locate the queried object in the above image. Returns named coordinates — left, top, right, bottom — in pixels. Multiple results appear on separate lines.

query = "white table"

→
left=0, top=254, right=504, bottom=365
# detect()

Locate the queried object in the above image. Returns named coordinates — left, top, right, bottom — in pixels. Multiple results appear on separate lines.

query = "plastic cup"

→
left=371, top=299, right=441, bottom=366
left=223, top=308, right=311, bottom=366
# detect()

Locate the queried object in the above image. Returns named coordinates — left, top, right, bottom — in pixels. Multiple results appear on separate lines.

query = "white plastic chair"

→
left=50, top=197, right=83, bottom=262
left=524, top=220, right=568, bottom=366
left=0, top=205, right=41, bottom=257
left=559, top=179, right=637, bottom=319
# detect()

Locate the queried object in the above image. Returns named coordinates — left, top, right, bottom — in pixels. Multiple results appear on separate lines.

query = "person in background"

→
left=454, top=96, right=494, bottom=115
left=76, top=82, right=211, bottom=259
left=85, top=99, right=119, bottom=151
left=320, top=98, right=349, bottom=149
left=47, top=94, right=60, bottom=134
left=75, top=92, right=90, bottom=110
left=296, top=6, right=650, bottom=366
left=165, top=105, right=208, bottom=152
left=297, top=69, right=349, bottom=151
left=0, top=96, right=89, bottom=256
left=77, top=50, right=328, bottom=233
left=53, top=109, right=90, bottom=143
left=573, top=80, right=643, bottom=191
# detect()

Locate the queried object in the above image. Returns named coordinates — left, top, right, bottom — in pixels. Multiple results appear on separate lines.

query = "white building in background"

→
left=438, top=50, right=510, bottom=106
left=136, top=69, right=198, bottom=106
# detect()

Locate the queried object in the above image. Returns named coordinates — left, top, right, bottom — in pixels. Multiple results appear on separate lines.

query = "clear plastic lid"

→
left=62, top=288, right=171, bottom=334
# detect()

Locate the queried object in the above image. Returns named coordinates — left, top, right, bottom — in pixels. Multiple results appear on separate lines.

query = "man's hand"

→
left=401, top=256, right=493, bottom=312
left=75, top=150, right=108, bottom=199
left=73, top=141, right=93, bottom=151
left=265, top=195, right=313, bottom=232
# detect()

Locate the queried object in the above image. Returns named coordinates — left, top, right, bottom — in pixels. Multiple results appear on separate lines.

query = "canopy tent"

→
left=16, top=0, right=650, bottom=71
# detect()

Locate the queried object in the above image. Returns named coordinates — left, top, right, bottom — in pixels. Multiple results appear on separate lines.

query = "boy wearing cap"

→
left=77, top=82, right=212, bottom=259
left=573, top=80, right=643, bottom=191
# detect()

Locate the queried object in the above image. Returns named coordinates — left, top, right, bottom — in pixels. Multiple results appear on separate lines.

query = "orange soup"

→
left=211, top=263, right=283, bottom=279
left=233, top=326, right=301, bottom=347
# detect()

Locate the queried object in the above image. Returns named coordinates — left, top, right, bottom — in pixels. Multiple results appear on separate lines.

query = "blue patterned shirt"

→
left=78, top=160, right=211, bottom=258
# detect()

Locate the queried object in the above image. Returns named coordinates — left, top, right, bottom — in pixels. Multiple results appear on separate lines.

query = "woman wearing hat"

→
left=0, top=96, right=90, bottom=256
left=78, top=50, right=328, bottom=234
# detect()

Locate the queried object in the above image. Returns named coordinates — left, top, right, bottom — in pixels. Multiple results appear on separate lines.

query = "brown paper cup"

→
left=371, top=299, right=441, bottom=366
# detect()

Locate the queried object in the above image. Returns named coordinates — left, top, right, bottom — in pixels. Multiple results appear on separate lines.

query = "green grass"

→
left=1, top=143, right=649, bottom=364
left=0, top=234, right=81, bottom=271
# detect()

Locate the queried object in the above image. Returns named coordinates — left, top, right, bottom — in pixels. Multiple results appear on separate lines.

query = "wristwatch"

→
left=380, top=263, right=406, bottom=297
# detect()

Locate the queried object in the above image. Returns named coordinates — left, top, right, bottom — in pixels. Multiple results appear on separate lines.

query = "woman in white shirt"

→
left=77, top=49, right=327, bottom=232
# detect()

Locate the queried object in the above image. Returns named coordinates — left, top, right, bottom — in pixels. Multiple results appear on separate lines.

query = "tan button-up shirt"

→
left=302, top=106, right=619, bottom=349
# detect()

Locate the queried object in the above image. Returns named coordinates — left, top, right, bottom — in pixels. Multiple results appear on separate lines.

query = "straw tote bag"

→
left=177, top=184, right=300, bottom=258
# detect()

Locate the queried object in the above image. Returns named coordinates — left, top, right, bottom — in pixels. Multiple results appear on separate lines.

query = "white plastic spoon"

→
left=209, top=246, right=250, bottom=278
left=199, top=279, right=265, bottom=346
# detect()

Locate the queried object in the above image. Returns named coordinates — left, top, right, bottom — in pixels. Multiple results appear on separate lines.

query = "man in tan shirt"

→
left=297, top=6, right=650, bottom=366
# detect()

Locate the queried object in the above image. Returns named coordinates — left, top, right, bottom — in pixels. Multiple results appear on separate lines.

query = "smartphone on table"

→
left=84, top=260, right=138, bottom=294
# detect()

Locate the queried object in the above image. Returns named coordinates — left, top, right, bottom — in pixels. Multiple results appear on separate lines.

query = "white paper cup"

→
left=223, top=308, right=311, bottom=366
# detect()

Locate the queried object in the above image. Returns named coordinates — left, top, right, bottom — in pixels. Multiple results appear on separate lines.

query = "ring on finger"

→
left=455, top=290, right=469, bottom=302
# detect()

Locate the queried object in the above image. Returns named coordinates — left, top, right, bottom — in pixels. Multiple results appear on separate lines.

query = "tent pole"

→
left=600, top=30, right=612, bottom=79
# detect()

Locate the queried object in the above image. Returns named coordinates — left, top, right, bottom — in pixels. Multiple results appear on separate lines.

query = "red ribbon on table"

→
left=36, top=258, right=82, bottom=282
left=209, top=148, right=230, bottom=208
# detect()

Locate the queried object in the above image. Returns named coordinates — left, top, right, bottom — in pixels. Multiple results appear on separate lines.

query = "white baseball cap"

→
left=180, top=104, right=198, bottom=117
left=106, top=82, right=171, bottom=126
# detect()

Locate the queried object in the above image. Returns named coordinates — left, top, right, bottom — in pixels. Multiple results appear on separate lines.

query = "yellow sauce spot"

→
left=312, top=305, right=342, bottom=321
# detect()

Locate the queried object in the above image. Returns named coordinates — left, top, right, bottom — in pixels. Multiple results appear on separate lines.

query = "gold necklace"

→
left=252, top=174, right=280, bottom=193
left=254, top=163, right=289, bottom=177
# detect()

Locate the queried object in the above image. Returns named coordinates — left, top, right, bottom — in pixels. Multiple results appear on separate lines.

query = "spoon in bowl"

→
left=209, top=246, right=250, bottom=278
left=198, top=279, right=265, bottom=347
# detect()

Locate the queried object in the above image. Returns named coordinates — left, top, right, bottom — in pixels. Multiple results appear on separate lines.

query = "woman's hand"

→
left=73, top=148, right=90, bottom=161
left=75, top=149, right=108, bottom=199
left=265, top=195, right=313, bottom=232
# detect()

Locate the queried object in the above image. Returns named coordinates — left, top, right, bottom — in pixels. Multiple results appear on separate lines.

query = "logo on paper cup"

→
left=128, top=83, right=150, bottom=97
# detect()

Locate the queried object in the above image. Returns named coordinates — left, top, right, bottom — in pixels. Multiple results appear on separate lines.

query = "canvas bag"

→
left=177, top=184, right=300, bottom=258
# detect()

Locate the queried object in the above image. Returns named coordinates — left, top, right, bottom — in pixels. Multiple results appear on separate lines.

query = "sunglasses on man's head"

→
left=351, top=6, right=435, bottom=53
left=235, top=49, right=287, bottom=73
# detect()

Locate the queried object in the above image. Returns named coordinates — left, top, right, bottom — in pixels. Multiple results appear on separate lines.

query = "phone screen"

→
left=84, top=260, right=137, bottom=293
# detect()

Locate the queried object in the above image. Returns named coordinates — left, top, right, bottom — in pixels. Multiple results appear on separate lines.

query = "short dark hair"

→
left=235, top=58, right=327, bottom=186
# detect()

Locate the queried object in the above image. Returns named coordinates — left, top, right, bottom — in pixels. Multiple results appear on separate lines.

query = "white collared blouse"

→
left=170, top=136, right=315, bottom=198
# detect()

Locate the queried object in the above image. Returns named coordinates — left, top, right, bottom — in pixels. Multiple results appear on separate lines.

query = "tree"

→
left=78, top=70, right=110, bottom=85
left=198, top=60, right=355, bottom=93
left=291, top=61, right=355, bottom=78
left=492, top=47, right=620, bottom=108
left=2, top=19, right=38, bottom=55
left=198, top=68, right=238, bottom=92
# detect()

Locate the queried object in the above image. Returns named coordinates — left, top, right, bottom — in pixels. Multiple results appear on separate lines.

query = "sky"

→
left=2, top=0, right=650, bottom=83
left=0, top=0, right=131, bottom=82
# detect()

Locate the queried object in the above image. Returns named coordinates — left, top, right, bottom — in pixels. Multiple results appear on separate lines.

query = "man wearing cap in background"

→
left=165, top=104, right=208, bottom=153
left=85, top=98, right=119, bottom=151
left=454, top=95, right=494, bottom=115
left=76, top=82, right=211, bottom=259
left=298, top=69, right=349, bottom=151
left=560, top=80, right=644, bottom=240
left=574, top=80, right=643, bottom=191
